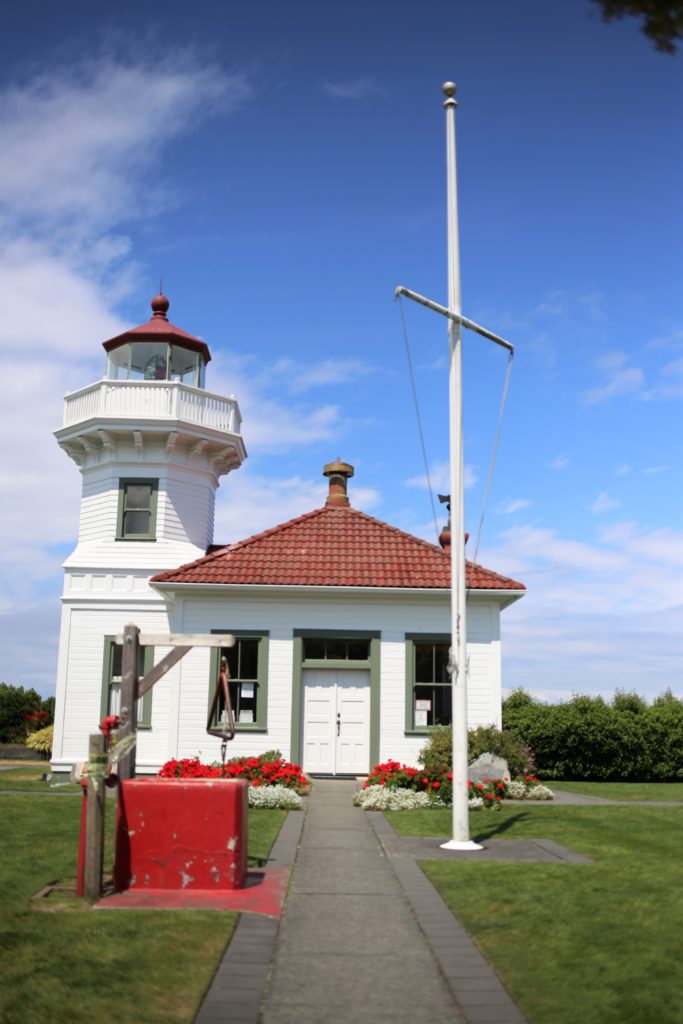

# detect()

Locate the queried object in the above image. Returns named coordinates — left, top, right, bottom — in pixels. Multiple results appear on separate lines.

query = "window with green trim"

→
left=117, top=479, right=158, bottom=540
left=405, top=636, right=452, bottom=731
left=209, top=632, right=269, bottom=731
left=101, top=637, right=154, bottom=729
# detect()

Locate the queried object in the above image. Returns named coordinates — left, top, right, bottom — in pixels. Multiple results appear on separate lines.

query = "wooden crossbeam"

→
left=137, top=646, right=191, bottom=698
left=113, top=632, right=235, bottom=647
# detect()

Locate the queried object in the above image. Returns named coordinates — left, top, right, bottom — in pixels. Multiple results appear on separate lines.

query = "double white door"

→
left=302, top=669, right=370, bottom=775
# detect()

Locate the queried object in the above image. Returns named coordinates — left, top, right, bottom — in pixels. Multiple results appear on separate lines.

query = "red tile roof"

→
left=151, top=505, right=525, bottom=592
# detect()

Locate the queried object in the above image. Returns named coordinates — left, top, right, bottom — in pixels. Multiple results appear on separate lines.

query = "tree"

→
left=0, top=683, right=46, bottom=743
left=592, top=0, right=683, bottom=53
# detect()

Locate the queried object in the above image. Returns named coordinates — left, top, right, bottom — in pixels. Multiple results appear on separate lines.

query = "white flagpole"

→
left=440, top=81, right=482, bottom=851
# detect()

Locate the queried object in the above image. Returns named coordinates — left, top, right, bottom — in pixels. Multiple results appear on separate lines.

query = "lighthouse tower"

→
left=50, top=294, right=246, bottom=772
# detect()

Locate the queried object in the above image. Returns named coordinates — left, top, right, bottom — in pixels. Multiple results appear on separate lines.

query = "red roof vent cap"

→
left=323, top=459, right=354, bottom=507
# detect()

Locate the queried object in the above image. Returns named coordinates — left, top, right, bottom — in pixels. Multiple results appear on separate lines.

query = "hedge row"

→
left=502, top=689, right=683, bottom=781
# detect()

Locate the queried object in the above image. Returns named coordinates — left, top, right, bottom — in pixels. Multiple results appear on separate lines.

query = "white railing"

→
left=62, top=380, right=242, bottom=435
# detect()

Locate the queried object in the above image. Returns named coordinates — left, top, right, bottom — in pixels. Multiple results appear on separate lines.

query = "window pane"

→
left=124, top=510, right=149, bottom=535
left=347, top=639, right=369, bottom=660
left=433, top=686, right=452, bottom=727
left=414, top=685, right=434, bottom=726
left=170, top=346, right=199, bottom=384
left=126, top=484, right=151, bottom=510
left=415, top=644, right=434, bottom=683
left=303, top=638, right=325, bottom=660
left=129, top=342, right=168, bottom=380
left=434, top=644, right=450, bottom=683
left=107, top=346, right=129, bottom=380
left=111, top=645, right=122, bottom=679
left=326, top=639, right=346, bottom=659
left=238, top=639, right=259, bottom=680
left=225, top=646, right=238, bottom=679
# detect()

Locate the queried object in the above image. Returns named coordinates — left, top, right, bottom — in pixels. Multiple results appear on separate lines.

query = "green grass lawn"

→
left=386, top=803, right=683, bottom=1024
left=0, top=792, right=288, bottom=1024
left=546, top=779, right=683, bottom=801
left=0, top=765, right=80, bottom=792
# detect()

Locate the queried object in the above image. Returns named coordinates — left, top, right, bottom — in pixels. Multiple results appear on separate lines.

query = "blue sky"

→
left=0, top=0, right=681, bottom=702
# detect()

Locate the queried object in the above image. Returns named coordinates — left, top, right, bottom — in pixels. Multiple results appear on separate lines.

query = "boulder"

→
left=468, top=752, right=509, bottom=782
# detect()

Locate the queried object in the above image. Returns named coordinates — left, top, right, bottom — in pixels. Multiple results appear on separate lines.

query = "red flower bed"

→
left=158, top=753, right=309, bottom=793
left=364, top=761, right=519, bottom=808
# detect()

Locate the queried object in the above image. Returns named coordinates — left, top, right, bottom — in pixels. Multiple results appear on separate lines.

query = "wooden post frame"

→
left=114, top=626, right=236, bottom=781
left=118, top=624, right=140, bottom=783
left=109, top=625, right=235, bottom=892
left=84, top=733, right=107, bottom=901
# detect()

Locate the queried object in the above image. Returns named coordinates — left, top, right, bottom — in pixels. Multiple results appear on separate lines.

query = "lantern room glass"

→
left=106, top=343, right=205, bottom=388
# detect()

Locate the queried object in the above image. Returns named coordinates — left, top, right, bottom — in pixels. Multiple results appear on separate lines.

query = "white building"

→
left=51, top=295, right=524, bottom=776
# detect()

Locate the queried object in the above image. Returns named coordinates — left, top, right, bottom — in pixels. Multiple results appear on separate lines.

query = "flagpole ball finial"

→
left=442, top=81, right=457, bottom=97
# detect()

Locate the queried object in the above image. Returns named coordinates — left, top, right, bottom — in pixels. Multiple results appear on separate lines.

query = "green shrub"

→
left=502, top=688, right=683, bottom=781
left=417, top=724, right=534, bottom=777
left=417, top=726, right=453, bottom=773
left=468, top=725, right=535, bottom=776
left=25, top=725, right=53, bottom=758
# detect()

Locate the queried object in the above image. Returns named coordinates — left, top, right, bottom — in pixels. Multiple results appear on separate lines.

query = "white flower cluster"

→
left=248, top=785, right=304, bottom=810
left=468, top=797, right=484, bottom=811
left=353, top=787, right=435, bottom=811
left=505, top=780, right=528, bottom=799
left=523, top=784, right=554, bottom=801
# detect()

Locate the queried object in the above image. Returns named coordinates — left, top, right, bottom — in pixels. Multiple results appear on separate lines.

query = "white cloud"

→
left=210, top=351, right=349, bottom=452
left=214, top=468, right=382, bottom=543
left=265, top=357, right=376, bottom=395
left=0, top=52, right=252, bottom=619
left=0, top=56, right=249, bottom=232
left=322, top=78, right=384, bottom=100
left=591, top=491, right=621, bottom=514
left=643, top=465, right=671, bottom=476
left=582, top=365, right=644, bottom=404
left=0, top=239, right=128, bottom=360
left=483, top=519, right=683, bottom=700
left=595, top=350, right=628, bottom=371
left=649, top=356, right=683, bottom=399
left=546, top=455, right=568, bottom=470
left=404, top=459, right=478, bottom=494
left=497, top=497, right=532, bottom=515
left=615, top=463, right=631, bottom=476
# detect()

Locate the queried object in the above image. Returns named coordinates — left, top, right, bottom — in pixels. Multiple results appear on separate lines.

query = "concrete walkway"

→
left=197, top=780, right=534, bottom=1024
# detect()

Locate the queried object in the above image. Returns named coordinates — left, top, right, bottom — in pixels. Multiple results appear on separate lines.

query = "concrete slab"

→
left=264, top=950, right=464, bottom=1024
left=273, top=892, right=421, bottom=954
left=300, top=826, right=378, bottom=849
left=97, top=865, right=289, bottom=915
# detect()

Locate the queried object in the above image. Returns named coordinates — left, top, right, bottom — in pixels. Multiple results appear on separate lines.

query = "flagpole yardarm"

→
left=441, top=81, right=483, bottom=851
left=396, top=84, right=515, bottom=851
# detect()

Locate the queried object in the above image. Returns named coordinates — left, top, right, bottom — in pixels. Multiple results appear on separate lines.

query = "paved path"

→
left=197, top=780, right=532, bottom=1024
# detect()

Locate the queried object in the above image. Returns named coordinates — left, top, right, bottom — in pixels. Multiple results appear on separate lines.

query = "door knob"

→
left=336, top=712, right=341, bottom=736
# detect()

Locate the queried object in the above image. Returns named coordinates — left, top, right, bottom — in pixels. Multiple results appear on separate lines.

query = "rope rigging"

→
left=396, top=295, right=514, bottom=576
left=398, top=294, right=440, bottom=545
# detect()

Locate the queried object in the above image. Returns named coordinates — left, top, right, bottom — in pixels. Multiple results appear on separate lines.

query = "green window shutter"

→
left=208, top=631, right=269, bottom=732
left=101, top=636, right=154, bottom=729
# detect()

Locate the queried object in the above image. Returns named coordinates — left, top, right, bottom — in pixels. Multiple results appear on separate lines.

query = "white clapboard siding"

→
left=51, top=604, right=172, bottom=769
left=160, top=473, right=215, bottom=549
left=168, top=590, right=502, bottom=770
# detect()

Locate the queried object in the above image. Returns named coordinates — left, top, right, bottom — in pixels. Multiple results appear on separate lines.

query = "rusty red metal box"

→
left=114, top=778, right=248, bottom=891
